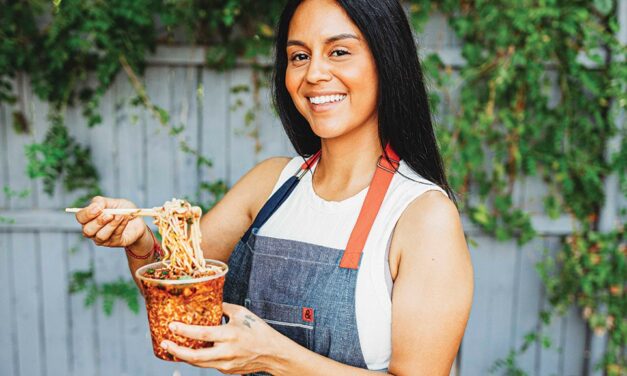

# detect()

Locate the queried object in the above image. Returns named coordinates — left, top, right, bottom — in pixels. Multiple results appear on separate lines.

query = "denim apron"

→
left=224, top=145, right=399, bottom=374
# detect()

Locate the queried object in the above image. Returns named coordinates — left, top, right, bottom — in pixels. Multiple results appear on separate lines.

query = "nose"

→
left=305, top=56, right=332, bottom=84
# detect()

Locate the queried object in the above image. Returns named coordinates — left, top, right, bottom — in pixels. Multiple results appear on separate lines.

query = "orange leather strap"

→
left=340, top=144, right=399, bottom=269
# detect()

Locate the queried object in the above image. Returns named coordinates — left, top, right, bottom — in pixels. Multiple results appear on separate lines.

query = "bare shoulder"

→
left=399, top=190, right=462, bottom=238
left=234, top=156, right=292, bottom=218
left=389, top=190, right=470, bottom=279
left=247, top=156, right=292, bottom=181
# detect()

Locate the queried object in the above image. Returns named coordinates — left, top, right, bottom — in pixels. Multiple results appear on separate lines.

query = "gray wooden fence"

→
left=1, top=10, right=624, bottom=376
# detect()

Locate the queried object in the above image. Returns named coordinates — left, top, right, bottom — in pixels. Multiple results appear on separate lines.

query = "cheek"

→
left=285, top=68, right=302, bottom=103
left=344, top=63, right=378, bottom=110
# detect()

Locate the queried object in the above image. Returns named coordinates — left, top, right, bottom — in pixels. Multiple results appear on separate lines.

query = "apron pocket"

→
left=248, top=299, right=314, bottom=350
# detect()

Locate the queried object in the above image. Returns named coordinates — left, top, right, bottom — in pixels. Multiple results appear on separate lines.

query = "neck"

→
left=313, top=129, right=383, bottom=201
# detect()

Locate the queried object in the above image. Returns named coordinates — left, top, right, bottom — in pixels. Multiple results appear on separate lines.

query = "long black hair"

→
left=272, top=0, right=456, bottom=203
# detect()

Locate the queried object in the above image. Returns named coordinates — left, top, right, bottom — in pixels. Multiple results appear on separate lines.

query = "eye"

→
left=291, top=53, right=309, bottom=62
left=331, top=49, right=350, bottom=57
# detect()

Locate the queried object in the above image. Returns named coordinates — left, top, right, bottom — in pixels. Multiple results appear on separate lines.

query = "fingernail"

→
left=160, top=341, right=168, bottom=349
left=90, top=205, right=100, bottom=214
left=102, top=214, right=113, bottom=221
left=169, top=322, right=177, bottom=331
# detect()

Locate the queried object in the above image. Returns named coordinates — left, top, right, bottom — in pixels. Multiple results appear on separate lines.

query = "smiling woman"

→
left=73, top=0, right=473, bottom=375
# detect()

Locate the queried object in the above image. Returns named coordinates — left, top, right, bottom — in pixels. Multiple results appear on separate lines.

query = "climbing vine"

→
left=1, top=0, right=624, bottom=373
left=415, top=0, right=626, bottom=373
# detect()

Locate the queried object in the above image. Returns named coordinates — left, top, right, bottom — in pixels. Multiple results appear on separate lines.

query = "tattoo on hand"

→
left=243, top=319, right=252, bottom=328
left=244, top=314, right=256, bottom=322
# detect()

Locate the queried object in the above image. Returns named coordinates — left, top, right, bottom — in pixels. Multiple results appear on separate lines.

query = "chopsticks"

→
left=65, top=208, right=159, bottom=217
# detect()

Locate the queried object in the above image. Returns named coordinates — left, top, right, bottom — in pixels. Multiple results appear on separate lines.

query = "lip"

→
left=306, top=94, right=347, bottom=113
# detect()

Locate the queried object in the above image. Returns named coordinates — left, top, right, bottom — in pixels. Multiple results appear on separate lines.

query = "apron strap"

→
left=241, top=151, right=321, bottom=243
left=340, top=144, right=399, bottom=269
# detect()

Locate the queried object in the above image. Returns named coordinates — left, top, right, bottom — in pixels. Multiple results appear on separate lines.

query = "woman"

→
left=75, top=0, right=473, bottom=374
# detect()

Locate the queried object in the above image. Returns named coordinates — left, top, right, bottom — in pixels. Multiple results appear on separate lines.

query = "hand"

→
left=75, top=196, right=147, bottom=248
left=161, top=303, right=288, bottom=374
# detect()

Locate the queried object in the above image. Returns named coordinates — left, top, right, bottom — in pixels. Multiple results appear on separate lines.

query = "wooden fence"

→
left=0, top=10, right=624, bottom=376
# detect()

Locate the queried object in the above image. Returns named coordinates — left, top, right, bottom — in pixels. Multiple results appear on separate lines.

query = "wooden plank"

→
left=255, top=83, right=293, bottom=160
left=459, top=237, right=517, bottom=374
left=63, top=97, right=93, bottom=207
left=0, top=232, right=17, bottom=376
left=115, top=71, right=147, bottom=206
left=587, top=331, right=607, bottom=376
left=67, top=234, right=98, bottom=375
left=39, top=231, right=70, bottom=375
left=199, top=69, right=229, bottom=203
left=522, top=176, right=548, bottom=217
left=86, top=77, right=127, bottom=374
left=145, top=45, right=272, bottom=67
left=122, top=301, right=155, bottom=375
left=5, top=76, right=36, bottom=210
left=11, top=231, right=45, bottom=376
left=149, top=45, right=207, bottom=66
left=228, top=68, right=257, bottom=184
left=114, top=68, right=153, bottom=375
left=26, top=77, right=61, bottom=210
left=171, top=66, right=200, bottom=199
left=93, top=248, right=127, bottom=375
left=560, top=305, right=586, bottom=376
left=88, top=78, right=117, bottom=197
left=509, top=238, right=544, bottom=374
left=145, top=66, right=176, bottom=206
left=537, top=237, right=563, bottom=376
left=0, top=100, right=9, bottom=209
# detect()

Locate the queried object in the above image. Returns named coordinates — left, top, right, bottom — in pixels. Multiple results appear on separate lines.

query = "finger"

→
left=160, top=340, right=226, bottom=366
left=110, top=216, right=132, bottom=243
left=75, top=197, right=106, bottom=224
left=221, top=303, right=242, bottom=318
left=94, top=215, right=126, bottom=244
left=82, top=214, right=114, bottom=238
left=169, top=322, right=233, bottom=343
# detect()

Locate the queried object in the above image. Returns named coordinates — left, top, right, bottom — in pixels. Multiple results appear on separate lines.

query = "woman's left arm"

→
left=387, top=191, right=474, bottom=375
left=162, top=191, right=473, bottom=375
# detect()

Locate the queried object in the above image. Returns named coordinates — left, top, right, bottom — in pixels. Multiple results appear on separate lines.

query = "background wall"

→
left=0, top=13, right=621, bottom=376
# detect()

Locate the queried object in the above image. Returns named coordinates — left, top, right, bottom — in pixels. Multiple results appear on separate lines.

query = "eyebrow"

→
left=287, top=33, right=360, bottom=47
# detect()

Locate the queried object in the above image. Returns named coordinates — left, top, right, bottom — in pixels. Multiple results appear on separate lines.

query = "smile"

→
left=308, top=94, right=346, bottom=105
left=307, top=94, right=347, bottom=113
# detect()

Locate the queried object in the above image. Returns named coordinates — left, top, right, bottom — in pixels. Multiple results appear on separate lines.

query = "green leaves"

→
left=25, top=113, right=101, bottom=204
left=425, top=2, right=626, bottom=372
left=69, top=266, right=140, bottom=315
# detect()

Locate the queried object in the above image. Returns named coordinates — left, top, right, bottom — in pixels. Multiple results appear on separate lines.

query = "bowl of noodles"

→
left=136, top=199, right=228, bottom=361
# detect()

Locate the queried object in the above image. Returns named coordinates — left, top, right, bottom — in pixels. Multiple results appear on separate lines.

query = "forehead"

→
left=288, top=0, right=362, bottom=40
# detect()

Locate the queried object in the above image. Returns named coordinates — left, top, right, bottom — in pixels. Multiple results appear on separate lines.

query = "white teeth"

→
left=309, top=94, right=346, bottom=105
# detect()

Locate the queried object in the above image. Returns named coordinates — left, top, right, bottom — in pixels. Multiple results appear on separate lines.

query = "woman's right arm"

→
left=74, top=157, right=291, bottom=288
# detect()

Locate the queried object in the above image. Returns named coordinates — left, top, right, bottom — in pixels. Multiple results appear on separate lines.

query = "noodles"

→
left=153, top=198, right=218, bottom=277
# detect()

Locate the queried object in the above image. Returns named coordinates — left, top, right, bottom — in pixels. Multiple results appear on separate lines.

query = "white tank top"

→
left=257, top=156, right=448, bottom=370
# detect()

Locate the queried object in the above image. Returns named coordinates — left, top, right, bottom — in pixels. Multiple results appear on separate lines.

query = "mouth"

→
left=306, top=94, right=347, bottom=113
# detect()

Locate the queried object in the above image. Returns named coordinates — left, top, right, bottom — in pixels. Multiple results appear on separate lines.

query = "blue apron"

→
left=224, top=146, right=399, bottom=374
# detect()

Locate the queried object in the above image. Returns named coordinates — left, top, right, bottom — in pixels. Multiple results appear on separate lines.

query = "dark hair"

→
left=272, top=0, right=456, bottom=204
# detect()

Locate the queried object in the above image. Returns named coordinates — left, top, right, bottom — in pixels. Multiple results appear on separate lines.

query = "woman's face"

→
left=285, top=0, right=379, bottom=140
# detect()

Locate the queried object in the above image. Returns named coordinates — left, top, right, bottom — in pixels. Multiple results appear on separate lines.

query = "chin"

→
left=308, top=120, right=349, bottom=139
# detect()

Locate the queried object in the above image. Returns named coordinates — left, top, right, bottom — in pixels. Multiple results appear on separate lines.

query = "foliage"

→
left=25, top=112, right=101, bottom=206
left=412, top=0, right=627, bottom=373
left=1, top=0, right=625, bottom=373
left=538, top=225, right=626, bottom=372
left=69, top=266, right=140, bottom=315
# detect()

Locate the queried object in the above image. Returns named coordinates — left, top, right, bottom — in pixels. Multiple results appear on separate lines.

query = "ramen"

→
left=137, top=198, right=227, bottom=361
